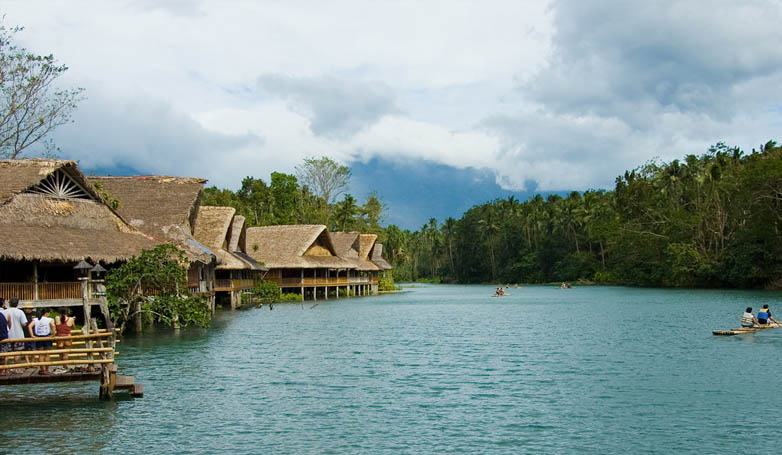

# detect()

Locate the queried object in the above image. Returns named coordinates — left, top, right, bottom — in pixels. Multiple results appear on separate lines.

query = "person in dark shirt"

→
left=0, top=309, right=9, bottom=375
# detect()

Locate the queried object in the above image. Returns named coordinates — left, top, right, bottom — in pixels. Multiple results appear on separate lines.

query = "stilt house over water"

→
left=331, top=232, right=381, bottom=296
left=0, top=160, right=159, bottom=322
left=245, top=225, right=356, bottom=301
left=192, top=206, right=267, bottom=308
left=86, top=176, right=218, bottom=310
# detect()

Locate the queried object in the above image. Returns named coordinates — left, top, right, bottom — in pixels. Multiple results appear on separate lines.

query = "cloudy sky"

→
left=4, top=1, right=782, bottom=228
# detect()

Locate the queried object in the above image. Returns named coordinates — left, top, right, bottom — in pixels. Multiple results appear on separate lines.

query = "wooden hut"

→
left=244, top=225, right=355, bottom=300
left=0, top=159, right=160, bottom=325
left=86, top=176, right=218, bottom=309
left=330, top=232, right=381, bottom=296
left=192, top=206, right=267, bottom=309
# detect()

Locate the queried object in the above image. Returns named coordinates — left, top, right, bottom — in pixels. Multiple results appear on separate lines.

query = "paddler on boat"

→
left=741, top=307, right=758, bottom=328
left=756, top=304, right=779, bottom=326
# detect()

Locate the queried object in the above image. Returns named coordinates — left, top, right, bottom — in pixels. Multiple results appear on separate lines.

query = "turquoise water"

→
left=2, top=285, right=782, bottom=454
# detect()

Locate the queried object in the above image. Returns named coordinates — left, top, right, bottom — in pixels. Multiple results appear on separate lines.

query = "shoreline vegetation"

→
left=382, top=141, right=782, bottom=290
left=199, top=141, right=782, bottom=292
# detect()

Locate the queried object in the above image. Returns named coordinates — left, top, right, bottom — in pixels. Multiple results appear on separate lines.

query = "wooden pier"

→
left=0, top=322, right=142, bottom=399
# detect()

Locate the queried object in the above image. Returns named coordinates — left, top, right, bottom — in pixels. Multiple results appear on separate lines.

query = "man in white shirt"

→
left=5, top=298, right=30, bottom=372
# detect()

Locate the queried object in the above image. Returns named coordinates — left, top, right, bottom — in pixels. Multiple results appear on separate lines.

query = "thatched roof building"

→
left=0, top=159, right=159, bottom=263
left=330, top=231, right=380, bottom=271
left=245, top=225, right=355, bottom=269
left=370, top=244, right=393, bottom=270
left=193, top=206, right=266, bottom=271
left=86, top=175, right=213, bottom=264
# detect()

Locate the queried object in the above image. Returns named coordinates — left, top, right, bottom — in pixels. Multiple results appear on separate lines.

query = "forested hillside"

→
left=387, top=141, right=782, bottom=288
left=202, top=141, right=782, bottom=289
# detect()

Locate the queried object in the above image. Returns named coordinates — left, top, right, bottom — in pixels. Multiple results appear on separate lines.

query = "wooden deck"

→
left=0, top=326, right=142, bottom=398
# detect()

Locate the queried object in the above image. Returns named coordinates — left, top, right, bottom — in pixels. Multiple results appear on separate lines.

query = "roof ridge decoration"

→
left=26, top=167, right=92, bottom=200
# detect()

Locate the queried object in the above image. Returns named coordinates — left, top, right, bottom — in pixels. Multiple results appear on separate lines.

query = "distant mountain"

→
left=82, top=157, right=563, bottom=230
left=348, top=157, right=558, bottom=230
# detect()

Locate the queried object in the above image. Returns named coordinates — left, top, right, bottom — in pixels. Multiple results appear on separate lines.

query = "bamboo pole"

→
left=0, top=348, right=114, bottom=358
left=0, top=332, right=115, bottom=343
left=0, top=359, right=113, bottom=370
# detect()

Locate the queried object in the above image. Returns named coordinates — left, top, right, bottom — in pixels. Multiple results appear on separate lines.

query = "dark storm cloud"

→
left=524, top=0, right=782, bottom=126
left=257, top=75, right=399, bottom=138
left=52, top=90, right=263, bottom=184
left=481, top=0, right=782, bottom=191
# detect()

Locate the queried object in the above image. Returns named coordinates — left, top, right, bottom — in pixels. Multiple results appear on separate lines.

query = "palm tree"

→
left=334, top=194, right=358, bottom=231
left=442, top=217, right=457, bottom=277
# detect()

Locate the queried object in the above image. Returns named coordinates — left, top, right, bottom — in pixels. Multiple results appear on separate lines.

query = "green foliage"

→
left=91, top=182, right=120, bottom=209
left=252, top=281, right=282, bottom=301
left=279, top=293, right=303, bottom=302
left=0, top=21, right=85, bottom=159
left=378, top=273, right=397, bottom=291
left=396, top=140, right=782, bottom=289
left=106, top=244, right=211, bottom=331
left=295, top=156, right=351, bottom=204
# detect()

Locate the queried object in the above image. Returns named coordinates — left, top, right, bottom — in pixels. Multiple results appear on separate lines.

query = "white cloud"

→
left=2, top=0, right=781, bottom=196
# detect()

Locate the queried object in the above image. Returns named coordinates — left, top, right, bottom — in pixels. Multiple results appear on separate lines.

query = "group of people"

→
left=741, top=304, right=779, bottom=328
left=0, top=297, right=74, bottom=376
left=494, top=287, right=507, bottom=296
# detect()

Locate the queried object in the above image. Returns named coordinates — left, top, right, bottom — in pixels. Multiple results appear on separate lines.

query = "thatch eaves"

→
left=0, top=193, right=160, bottom=263
left=193, top=206, right=266, bottom=271
left=245, top=225, right=355, bottom=269
left=193, top=206, right=236, bottom=251
left=86, top=175, right=207, bottom=238
left=330, top=231, right=360, bottom=259
left=358, top=234, right=378, bottom=260
left=331, top=231, right=379, bottom=271
left=86, top=175, right=212, bottom=264
left=370, top=243, right=393, bottom=270
left=1, top=159, right=104, bottom=207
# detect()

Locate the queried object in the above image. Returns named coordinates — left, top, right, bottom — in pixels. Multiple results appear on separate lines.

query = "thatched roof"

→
left=358, top=234, right=378, bottom=260
left=193, top=206, right=235, bottom=251
left=87, top=175, right=213, bottom=264
left=331, top=231, right=379, bottom=271
left=193, top=206, right=266, bottom=271
left=330, top=232, right=360, bottom=258
left=1, top=159, right=103, bottom=206
left=0, top=159, right=160, bottom=263
left=245, top=225, right=355, bottom=269
left=370, top=243, right=393, bottom=270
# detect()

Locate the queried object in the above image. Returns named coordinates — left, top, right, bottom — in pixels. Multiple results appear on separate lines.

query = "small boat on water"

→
left=712, top=325, right=781, bottom=336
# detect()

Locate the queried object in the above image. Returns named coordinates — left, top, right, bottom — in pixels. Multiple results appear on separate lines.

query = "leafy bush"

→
left=378, top=274, right=397, bottom=291
left=253, top=281, right=282, bottom=302
left=279, top=293, right=302, bottom=302
left=106, top=244, right=210, bottom=331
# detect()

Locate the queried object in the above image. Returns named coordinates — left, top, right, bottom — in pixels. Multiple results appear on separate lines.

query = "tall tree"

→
left=295, top=156, right=351, bottom=204
left=0, top=22, right=84, bottom=159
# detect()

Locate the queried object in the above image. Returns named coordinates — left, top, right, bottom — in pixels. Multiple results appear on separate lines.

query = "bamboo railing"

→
left=0, top=331, right=117, bottom=372
left=0, top=282, right=83, bottom=301
left=214, top=279, right=257, bottom=291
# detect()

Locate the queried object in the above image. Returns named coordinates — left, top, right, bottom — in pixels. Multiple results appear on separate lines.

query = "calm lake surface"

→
left=2, top=285, right=782, bottom=454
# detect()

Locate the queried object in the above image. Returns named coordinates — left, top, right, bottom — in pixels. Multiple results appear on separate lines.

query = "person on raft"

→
left=741, top=307, right=758, bottom=328
left=756, top=304, right=779, bottom=326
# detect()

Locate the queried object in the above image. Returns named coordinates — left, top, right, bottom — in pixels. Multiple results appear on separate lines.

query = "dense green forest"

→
left=203, top=141, right=782, bottom=289
left=389, top=140, right=782, bottom=288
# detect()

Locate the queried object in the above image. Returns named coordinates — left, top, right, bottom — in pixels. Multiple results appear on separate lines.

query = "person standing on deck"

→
left=0, top=308, right=8, bottom=375
left=741, top=307, right=758, bottom=328
left=29, top=308, right=56, bottom=375
left=4, top=298, right=29, bottom=373
left=756, top=304, right=778, bottom=326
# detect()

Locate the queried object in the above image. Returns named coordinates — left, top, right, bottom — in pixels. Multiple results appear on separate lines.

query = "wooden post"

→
left=94, top=319, right=113, bottom=399
left=81, top=278, right=92, bottom=332
left=33, top=261, right=39, bottom=301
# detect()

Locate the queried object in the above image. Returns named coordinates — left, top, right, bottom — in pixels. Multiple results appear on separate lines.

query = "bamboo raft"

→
left=712, top=325, right=781, bottom=336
